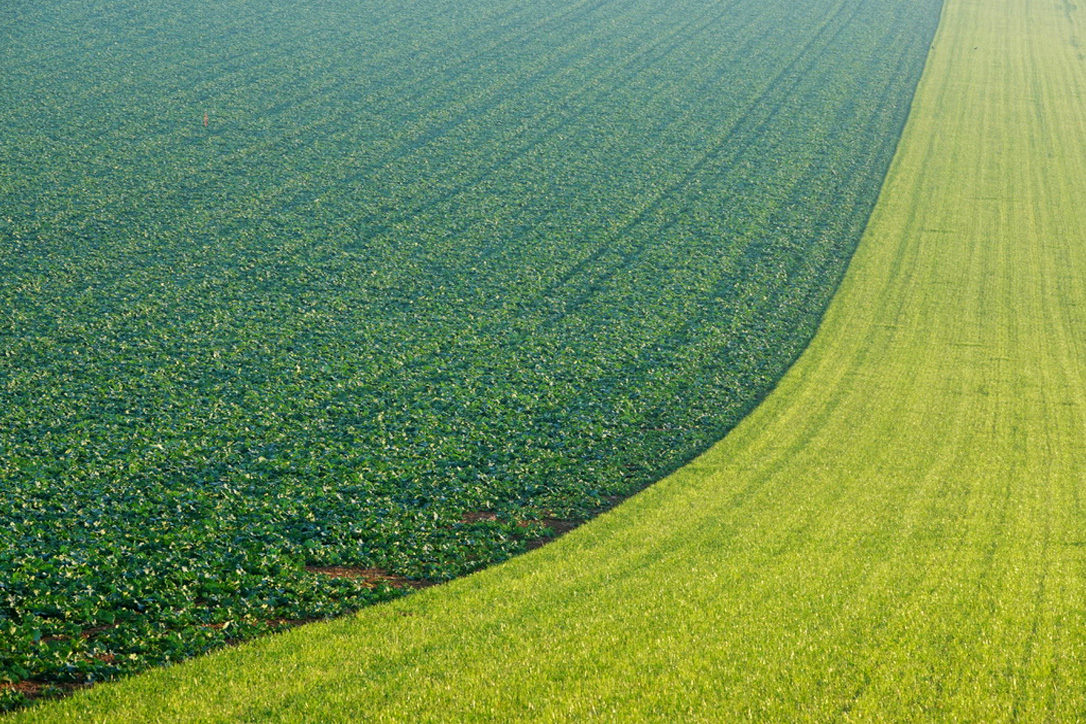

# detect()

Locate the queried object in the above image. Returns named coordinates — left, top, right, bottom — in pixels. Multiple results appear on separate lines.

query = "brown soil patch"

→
left=1, top=681, right=41, bottom=697
left=460, top=511, right=498, bottom=523
left=1, top=680, right=87, bottom=702
left=541, top=518, right=581, bottom=535
left=520, top=498, right=626, bottom=550
left=305, top=565, right=434, bottom=589
left=81, top=624, right=118, bottom=639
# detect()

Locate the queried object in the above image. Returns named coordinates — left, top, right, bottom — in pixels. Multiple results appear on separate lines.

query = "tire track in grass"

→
left=532, top=0, right=859, bottom=312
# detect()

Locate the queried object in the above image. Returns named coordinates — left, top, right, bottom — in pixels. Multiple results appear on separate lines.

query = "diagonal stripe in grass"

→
left=18, top=0, right=1086, bottom=719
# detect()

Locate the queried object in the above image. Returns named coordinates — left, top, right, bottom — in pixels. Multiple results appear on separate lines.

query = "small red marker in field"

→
left=203, top=112, right=209, bottom=127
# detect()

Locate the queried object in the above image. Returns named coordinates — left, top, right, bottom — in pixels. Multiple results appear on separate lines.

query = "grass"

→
left=14, top=0, right=1086, bottom=718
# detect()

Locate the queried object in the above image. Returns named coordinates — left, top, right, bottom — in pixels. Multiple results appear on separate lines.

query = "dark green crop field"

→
left=0, top=0, right=940, bottom=705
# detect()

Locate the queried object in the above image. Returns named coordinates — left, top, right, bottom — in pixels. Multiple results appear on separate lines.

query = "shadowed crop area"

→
left=14, top=0, right=1086, bottom=718
left=0, top=0, right=941, bottom=703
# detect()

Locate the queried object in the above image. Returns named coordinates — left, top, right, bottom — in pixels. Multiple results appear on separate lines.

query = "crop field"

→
left=0, top=0, right=942, bottom=706
left=14, top=0, right=1086, bottom=718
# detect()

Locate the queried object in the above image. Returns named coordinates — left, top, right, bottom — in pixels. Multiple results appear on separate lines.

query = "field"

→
left=0, top=0, right=942, bottom=705
left=12, top=0, right=1086, bottom=718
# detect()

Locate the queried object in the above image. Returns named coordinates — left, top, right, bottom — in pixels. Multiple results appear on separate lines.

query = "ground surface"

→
left=16, top=0, right=1086, bottom=719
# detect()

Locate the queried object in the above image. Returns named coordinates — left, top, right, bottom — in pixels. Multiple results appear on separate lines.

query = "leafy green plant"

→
left=0, top=0, right=939, bottom=708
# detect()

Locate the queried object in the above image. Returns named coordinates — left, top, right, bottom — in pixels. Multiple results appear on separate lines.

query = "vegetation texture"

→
left=0, top=0, right=940, bottom=701
left=16, top=0, right=1086, bottom=719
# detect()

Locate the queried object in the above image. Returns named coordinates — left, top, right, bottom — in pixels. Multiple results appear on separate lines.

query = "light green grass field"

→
left=17, top=0, right=1086, bottom=719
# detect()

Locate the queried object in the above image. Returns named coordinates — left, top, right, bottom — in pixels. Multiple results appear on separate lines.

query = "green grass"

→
left=0, top=0, right=941, bottom=696
left=15, top=0, right=1086, bottom=718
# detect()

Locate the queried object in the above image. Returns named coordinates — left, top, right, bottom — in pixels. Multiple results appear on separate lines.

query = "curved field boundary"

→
left=18, top=0, right=1086, bottom=719
left=0, top=0, right=940, bottom=690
